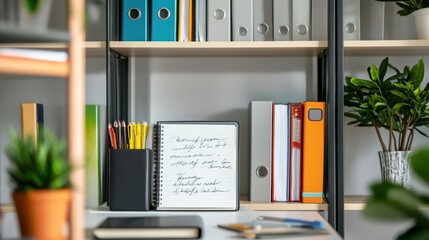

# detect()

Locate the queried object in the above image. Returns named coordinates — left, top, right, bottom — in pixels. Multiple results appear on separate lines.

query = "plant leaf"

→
left=411, top=59, right=425, bottom=89
left=24, top=0, right=41, bottom=14
left=411, top=147, right=429, bottom=184
left=351, top=78, right=378, bottom=89
left=363, top=199, right=409, bottom=220
left=379, top=57, right=389, bottom=81
left=391, top=90, right=409, bottom=100
left=397, top=225, right=429, bottom=240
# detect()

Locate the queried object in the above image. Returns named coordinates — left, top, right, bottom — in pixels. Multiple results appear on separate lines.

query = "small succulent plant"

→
left=6, top=130, right=72, bottom=191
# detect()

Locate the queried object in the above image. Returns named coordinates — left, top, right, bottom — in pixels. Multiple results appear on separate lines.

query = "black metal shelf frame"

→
left=105, top=0, right=345, bottom=237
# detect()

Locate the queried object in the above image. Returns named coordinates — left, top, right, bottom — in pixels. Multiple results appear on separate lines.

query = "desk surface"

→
left=2, top=207, right=341, bottom=239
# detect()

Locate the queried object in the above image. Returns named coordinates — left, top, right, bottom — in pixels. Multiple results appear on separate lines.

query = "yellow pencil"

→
left=135, top=123, right=142, bottom=149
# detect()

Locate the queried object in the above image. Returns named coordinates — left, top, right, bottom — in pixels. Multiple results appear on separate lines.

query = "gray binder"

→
left=232, top=0, right=253, bottom=41
left=207, top=0, right=231, bottom=41
left=195, top=0, right=207, bottom=42
left=250, top=101, right=273, bottom=202
left=360, top=0, right=384, bottom=40
left=344, top=0, right=360, bottom=40
left=273, top=0, right=291, bottom=41
left=253, top=0, right=273, bottom=41
left=292, top=0, right=310, bottom=40
left=311, top=0, right=328, bottom=40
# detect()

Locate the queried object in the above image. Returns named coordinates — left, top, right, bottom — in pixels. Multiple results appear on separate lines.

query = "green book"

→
left=85, top=104, right=106, bottom=206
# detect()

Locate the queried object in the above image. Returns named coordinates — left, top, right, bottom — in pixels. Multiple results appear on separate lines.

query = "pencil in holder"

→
left=109, top=149, right=152, bottom=211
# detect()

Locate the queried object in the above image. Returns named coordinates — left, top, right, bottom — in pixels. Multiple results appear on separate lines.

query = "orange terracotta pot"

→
left=12, top=189, right=71, bottom=240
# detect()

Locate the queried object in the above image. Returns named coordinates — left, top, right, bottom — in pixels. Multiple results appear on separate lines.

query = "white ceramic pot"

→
left=378, top=151, right=411, bottom=189
left=413, top=8, right=429, bottom=39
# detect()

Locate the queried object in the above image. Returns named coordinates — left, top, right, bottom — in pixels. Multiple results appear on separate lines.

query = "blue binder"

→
left=151, top=0, right=178, bottom=41
left=121, top=0, right=149, bottom=41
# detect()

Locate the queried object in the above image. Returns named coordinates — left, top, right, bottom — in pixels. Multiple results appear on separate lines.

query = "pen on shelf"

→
left=256, top=216, right=324, bottom=229
left=122, top=120, right=127, bottom=149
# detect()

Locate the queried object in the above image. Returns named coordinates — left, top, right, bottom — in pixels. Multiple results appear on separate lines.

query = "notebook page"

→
left=157, top=123, right=238, bottom=209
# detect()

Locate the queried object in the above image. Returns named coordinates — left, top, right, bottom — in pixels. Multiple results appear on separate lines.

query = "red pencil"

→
left=108, top=123, right=117, bottom=149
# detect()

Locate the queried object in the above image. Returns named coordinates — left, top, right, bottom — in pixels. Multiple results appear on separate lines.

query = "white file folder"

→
left=253, top=0, right=273, bottom=41
left=232, top=0, right=253, bottom=41
left=207, top=0, right=231, bottom=41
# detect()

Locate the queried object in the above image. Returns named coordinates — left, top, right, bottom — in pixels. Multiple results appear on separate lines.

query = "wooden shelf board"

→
left=0, top=56, right=69, bottom=77
left=241, top=201, right=328, bottom=211
left=345, top=40, right=429, bottom=56
left=2, top=198, right=426, bottom=213
left=0, top=204, right=15, bottom=213
left=110, top=41, right=328, bottom=57
left=344, top=196, right=367, bottom=211
left=0, top=41, right=106, bottom=57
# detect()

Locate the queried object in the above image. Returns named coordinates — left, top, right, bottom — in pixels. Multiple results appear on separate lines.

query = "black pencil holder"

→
left=109, top=149, right=152, bottom=211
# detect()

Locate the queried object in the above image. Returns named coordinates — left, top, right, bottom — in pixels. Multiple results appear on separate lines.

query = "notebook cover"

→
left=94, top=216, right=203, bottom=239
left=153, top=121, right=240, bottom=211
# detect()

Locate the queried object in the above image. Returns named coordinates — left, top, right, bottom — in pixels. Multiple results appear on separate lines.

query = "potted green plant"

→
left=6, top=129, right=72, bottom=240
left=344, top=57, right=429, bottom=187
left=363, top=146, right=429, bottom=239
left=375, top=0, right=429, bottom=39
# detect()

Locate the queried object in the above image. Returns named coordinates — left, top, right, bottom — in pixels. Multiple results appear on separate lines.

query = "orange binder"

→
left=302, top=102, right=325, bottom=203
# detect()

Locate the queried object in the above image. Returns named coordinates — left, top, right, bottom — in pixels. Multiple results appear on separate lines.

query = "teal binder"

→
left=121, top=0, right=149, bottom=41
left=151, top=0, right=178, bottom=41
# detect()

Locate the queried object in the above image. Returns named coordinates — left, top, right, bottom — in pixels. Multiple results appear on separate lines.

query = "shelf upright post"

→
left=327, top=0, right=345, bottom=236
left=68, top=0, right=86, bottom=238
left=335, top=0, right=345, bottom=236
left=107, top=0, right=129, bottom=124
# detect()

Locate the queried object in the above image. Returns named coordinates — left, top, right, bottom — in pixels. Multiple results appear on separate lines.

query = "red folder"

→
left=290, top=103, right=303, bottom=202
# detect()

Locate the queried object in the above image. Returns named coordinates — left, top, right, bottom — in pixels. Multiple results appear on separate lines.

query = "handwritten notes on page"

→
left=156, top=122, right=239, bottom=210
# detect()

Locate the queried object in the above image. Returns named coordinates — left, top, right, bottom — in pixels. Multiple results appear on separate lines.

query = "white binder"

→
left=273, top=0, right=291, bottom=41
left=178, top=0, right=190, bottom=42
left=292, top=0, right=311, bottom=40
left=253, top=0, right=273, bottom=41
left=232, top=0, right=253, bottom=41
left=311, top=0, right=328, bottom=40
left=195, top=0, right=207, bottom=42
left=344, top=0, right=360, bottom=40
left=207, top=0, right=231, bottom=41
left=250, top=101, right=273, bottom=202
left=360, top=0, right=385, bottom=40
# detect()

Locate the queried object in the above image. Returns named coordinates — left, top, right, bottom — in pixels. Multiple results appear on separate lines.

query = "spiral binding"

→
left=152, top=123, right=165, bottom=209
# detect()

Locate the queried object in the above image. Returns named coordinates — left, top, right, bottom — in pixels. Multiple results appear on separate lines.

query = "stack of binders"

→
left=250, top=101, right=326, bottom=203
left=120, top=0, right=361, bottom=42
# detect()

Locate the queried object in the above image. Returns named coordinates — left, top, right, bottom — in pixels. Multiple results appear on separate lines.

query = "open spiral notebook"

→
left=153, top=121, right=239, bottom=211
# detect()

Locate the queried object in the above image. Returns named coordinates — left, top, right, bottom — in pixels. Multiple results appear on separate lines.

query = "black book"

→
left=93, top=215, right=203, bottom=239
